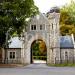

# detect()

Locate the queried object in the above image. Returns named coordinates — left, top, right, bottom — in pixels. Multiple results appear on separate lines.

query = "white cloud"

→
left=34, top=0, right=71, bottom=13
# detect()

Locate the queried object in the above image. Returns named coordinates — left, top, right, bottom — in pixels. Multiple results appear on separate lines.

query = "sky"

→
left=34, top=0, right=72, bottom=13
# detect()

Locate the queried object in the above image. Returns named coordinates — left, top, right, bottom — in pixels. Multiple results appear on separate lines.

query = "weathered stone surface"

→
left=21, top=12, right=61, bottom=64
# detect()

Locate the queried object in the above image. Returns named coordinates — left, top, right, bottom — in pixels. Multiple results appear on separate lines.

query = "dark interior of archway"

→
left=31, top=39, right=47, bottom=63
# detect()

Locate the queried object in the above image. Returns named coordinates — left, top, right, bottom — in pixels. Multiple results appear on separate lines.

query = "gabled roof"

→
left=9, top=35, right=74, bottom=49
left=9, top=37, right=22, bottom=48
left=30, top=13, right=50, bottom=25
left=60, top=35, right=74, bottom=49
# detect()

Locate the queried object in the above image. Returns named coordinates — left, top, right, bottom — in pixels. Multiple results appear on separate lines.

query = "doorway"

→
left=31, top=39, right=47, bottom=64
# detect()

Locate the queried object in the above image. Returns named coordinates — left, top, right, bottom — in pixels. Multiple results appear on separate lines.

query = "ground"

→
left=0, top=63, right=75, bottom=75
left=33, top=60, right=46, bottom=63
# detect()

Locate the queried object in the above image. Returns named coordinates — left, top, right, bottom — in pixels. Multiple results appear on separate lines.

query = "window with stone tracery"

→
left=31, top=25, right=36, bottom=30
left=8, top=51, right=16, bottom=60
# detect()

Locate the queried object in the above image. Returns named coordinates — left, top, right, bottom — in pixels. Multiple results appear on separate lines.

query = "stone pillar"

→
left=47, top=8, right=60, bottom=64
left=2, top=48, right=5, bottom=63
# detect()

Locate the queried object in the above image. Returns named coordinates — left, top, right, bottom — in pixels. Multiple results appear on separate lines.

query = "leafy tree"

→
left=39, top=41, right=46, bottom=55
left=60, top=25, right=75, bottom=35
left=32, top=40, right=47, bottom=56
left=0, top=0, right=39, bottom=47
left=32, top=42, right=39, bottom=51
left=60, top=0, right=75, bottom=36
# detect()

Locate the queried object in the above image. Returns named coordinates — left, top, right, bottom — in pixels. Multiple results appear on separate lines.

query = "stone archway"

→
left=21, top=34, right=50, bottom=64
left=30, top=39, right=47, bottom=64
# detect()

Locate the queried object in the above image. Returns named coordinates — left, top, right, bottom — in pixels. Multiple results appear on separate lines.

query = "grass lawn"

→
left=48, top=63, right=75, bottom=67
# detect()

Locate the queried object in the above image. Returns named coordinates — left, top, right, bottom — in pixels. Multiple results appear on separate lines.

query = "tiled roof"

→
left=9, top=36, right=74, bottom=49
left=60, top=36, right=74, bottom=49
left=9, top=37, right=22, bottom=48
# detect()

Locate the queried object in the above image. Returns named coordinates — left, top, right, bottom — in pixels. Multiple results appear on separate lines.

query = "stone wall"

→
left=60, top=49, right=74, bottom=63
left=7, top=48, right=21, bottom=64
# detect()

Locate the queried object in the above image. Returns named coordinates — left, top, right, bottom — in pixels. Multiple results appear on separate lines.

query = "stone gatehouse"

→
left=20, top=7, right=75, bottom=64
left=2, top=7, right=75, bottom=64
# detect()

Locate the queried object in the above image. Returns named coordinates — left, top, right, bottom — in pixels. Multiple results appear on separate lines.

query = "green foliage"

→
left=32, top=42, right=39, bottom=51
left=60, top=25, right=75, bottom=35
left=0, top=0, right=39, bottom=47
left=32, top=42, right=39, bottom=56
left=32, top=40, right=47, bottom=56
left=60, top=1, right=75, bottom=36
left=48, top=63, right=75, bottom=67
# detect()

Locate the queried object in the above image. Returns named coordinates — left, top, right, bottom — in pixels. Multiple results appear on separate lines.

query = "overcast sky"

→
left=34, top=0, right=73, bottom=13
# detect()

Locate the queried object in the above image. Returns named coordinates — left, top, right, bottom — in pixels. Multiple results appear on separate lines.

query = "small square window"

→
left=31, top=25, right=36, bottom=30
left=52, top=23, right=53, bottom=29
left=34, top=25, right=36, bottom=30
left=9, top=52, right=16, bottom=59
left=40, top=25, right=42, bottom=30
left=31, top=25, right=34, bottom=30
left=65, top=52, right=68, bottom=56
left=10, top=52, right=12, bottom=59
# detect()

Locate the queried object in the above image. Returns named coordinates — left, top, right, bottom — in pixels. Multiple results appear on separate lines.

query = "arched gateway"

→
left=21, top=8, right=60, bottom=64
left=31, top=39, right=47, bottom=63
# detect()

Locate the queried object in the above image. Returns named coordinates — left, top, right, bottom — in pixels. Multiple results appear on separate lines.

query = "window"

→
left=65, top=51, right=68, bottom=62
left=9, top=52, right=16, bottom=59
left=40, top=25, right=43, bottom=30
left=65, top=51, right=68, bottom=56
left=52, top=23, right=53, bottom=29
left=31, top=25, right=36, bottom=30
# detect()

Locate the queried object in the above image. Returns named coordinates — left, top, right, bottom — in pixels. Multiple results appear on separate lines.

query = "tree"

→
left=32, top=40, right=47, bottom=56
left=32, top=41, right=39, bottom=56
left=39, top=41, right=46, bottom=55
left=0, top=0, right=39, bottom=48
left=60, top=1, right=75, bottom=36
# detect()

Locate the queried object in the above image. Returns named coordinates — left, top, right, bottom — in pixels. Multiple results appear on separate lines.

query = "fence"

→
left=33, top=56, right=47, bottom=60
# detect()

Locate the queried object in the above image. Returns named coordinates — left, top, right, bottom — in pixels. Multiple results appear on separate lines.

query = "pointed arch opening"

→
left=30, top=39, right=47, bottom=64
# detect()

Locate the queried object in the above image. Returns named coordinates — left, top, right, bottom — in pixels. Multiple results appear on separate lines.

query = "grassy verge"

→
left=47, top=63, right=75, bottom=67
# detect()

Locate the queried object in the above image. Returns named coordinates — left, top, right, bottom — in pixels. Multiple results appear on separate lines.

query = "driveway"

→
left=0, top=63, right=75, bottom=75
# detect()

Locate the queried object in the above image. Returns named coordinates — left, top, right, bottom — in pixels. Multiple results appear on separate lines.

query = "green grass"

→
left=48, top=63, right=75, bottom=67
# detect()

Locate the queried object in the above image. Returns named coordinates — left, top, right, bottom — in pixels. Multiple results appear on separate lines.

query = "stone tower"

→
left=47, top=7, right=60, bottom=64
